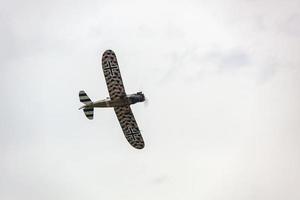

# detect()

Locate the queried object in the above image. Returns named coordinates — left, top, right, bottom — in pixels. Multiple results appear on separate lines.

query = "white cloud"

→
left=0, top=0, right=300, bottom=200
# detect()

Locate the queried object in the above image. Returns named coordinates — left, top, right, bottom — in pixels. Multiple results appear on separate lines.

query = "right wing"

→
left=101, top=50, right=126, bottom=100
left=114, top=106, right=145, bottom=149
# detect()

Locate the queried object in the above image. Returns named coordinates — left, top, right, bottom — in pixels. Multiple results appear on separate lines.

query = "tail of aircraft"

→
left=79, top=90, right=94, bottom=120
left=83, top=107, right=94, bottom=120
left=79, top=90, right=92, bottom=104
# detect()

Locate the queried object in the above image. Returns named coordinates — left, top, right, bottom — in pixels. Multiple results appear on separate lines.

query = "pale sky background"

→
left=1, top=0, right=300, bottom=199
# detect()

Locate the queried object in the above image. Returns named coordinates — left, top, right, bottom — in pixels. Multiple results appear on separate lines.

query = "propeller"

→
left=137, top=89, right=149, bottom=107
left=137, top=77, right=149, bottom=107
left=144, top=95, right=149, bottom=107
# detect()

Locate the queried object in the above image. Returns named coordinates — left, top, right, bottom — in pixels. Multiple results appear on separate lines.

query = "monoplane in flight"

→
left=79, top=50, right=145, bottom=149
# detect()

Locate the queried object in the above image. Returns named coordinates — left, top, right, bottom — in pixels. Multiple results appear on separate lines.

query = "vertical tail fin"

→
left=79, top=90, right=94, bottom=120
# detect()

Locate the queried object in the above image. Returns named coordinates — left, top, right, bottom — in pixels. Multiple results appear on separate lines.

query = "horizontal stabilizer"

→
left=79, top=90, right=92, bottom=104
left=83, top=107, right=94, bottom=120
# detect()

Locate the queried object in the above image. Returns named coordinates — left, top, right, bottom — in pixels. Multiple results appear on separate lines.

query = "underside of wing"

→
left=102, top=50, right=126, bottom=100
left=114, top=106, right=145, bottom=149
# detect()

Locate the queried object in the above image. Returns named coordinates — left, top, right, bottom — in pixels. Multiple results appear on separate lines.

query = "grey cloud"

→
left=152, top=175, right=169, bottom=185
left=283, top=14, right=300, bottom=37
left=160, top=48, right=252, bottom=84
left=205, top=49, right=251, bottom=70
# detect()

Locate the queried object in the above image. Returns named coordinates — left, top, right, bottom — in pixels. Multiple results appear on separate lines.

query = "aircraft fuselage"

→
left=82, top=92, right=145, bottom=108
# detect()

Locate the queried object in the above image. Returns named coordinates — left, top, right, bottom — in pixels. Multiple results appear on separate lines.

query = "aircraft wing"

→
left=114, top=106, right=145, bottom=149
left=101, top=50, right=126, bottom=100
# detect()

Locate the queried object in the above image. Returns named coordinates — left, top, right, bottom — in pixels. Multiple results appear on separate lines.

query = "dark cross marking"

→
left=105, top=61, right=118, bottom=76
left=126, top=127, right=139, bottom=140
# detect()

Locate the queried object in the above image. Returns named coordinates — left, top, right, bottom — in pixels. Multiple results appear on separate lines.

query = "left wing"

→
left=101, top=50, right=126, bottom=100
left=114, top=106, right=145, bottom=149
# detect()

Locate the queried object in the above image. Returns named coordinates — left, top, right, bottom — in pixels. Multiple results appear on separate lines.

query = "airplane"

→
left=79, top=50, right=146, bottom=149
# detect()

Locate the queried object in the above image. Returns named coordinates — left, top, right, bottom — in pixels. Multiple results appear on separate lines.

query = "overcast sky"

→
left=1, top=0, right=300, bottom=199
